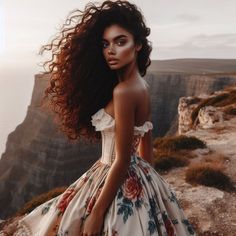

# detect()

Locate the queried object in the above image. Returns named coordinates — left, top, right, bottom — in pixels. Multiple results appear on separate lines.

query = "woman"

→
left=0, top=1, right=197, bottom=235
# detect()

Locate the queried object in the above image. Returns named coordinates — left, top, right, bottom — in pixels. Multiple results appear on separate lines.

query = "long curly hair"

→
left=38, top=0, right=152, bottom=144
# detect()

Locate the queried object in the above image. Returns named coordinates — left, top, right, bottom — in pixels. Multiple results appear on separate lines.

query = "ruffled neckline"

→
left=91, top=108, right=153, bottom=136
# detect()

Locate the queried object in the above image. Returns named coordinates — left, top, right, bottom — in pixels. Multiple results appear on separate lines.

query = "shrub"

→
left=204, top=154, right=230, bottom=166
left=223, top=84, right=236, bottom=92
left=191, top=94, right=227, bottom=124
left=188, top=97, right=202, bottom=105
left=224, top=106, right=236, bottom=115
left=191, top=88, right=236, bottom=125
left=185, top=163, right=235, bottom=192
left=153, top=135, right=206, bottom=151
left=154, top=151, right=189, bottom=171
left=14, top=186, right=67, bottom=217
left=216, top=89, right=236, bottom=107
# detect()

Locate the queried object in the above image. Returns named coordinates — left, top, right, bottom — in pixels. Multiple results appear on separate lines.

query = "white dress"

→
left=0, top=108, right=197, bottom=236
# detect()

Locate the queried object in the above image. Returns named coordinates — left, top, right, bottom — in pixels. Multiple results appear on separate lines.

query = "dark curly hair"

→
left=38, top=0, right=152, bottom=144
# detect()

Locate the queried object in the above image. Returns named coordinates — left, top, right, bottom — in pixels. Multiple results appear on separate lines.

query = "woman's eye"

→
left=117, top=40, right=125, bottom=46
left=101, top=40, right=125, bottom=48
left=102, top=41, right=109, bottom=48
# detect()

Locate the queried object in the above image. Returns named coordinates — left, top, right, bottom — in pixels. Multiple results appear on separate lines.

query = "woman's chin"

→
left=108, top=64, right=122, bottom=70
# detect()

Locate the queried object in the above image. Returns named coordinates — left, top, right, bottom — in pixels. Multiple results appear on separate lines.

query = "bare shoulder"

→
left=113, top=81, right=136, bottom=103
left=113, top=81, right=133, bottom=93
left=113, top=78, right=147, bottom=94
left=112, top=82, right=137, bottom=126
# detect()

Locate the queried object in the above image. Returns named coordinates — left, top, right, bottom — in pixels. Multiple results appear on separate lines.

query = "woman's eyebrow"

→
left=102, top=34, right=128, bottom=41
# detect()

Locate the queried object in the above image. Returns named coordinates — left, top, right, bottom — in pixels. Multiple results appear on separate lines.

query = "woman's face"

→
left=102, top=24, right=141, bottom=70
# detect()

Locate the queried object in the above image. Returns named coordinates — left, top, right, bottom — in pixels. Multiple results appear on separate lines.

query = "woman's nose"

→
left=108, top=44, right=115, bottom=54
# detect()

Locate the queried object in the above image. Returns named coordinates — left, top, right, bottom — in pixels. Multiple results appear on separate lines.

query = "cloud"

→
left=0, top=4, right=5, bottom=53
left=175, top=14, right=200, bottom=22
left=151, top=22, right=188, bottom=30
left=188, top=33, right=236, bottom=47
left=153, top=33, right=236, bottom=59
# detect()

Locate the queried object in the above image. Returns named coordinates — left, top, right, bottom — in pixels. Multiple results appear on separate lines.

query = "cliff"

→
left=163, top=85, right=236, bottom=235
left=0, top=61, right=236, bottom=219
left=146, top=72, right=236, bottom=136
left=0, top=74, right=101, bottom=218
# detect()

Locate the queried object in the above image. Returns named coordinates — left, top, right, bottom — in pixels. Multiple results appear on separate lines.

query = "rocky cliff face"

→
left=0, top=74, right=101, bottom=218
left=163, top=85, right=236, bottom=235
left=146, top=72, right=236, bottom=136
left=0, top=71, right=236, bottom=219
left=178, top=85, right=236, bottom=133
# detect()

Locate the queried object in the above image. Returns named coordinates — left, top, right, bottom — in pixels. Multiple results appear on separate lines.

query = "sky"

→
left=0, top=0, right=236, bottom=157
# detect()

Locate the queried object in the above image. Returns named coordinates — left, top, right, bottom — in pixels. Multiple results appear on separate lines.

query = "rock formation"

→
left=163, top=85, right=236, bottom=235
left=0, top=74, right=101, bottom=219
left=147, top=72, right=236, bottom=136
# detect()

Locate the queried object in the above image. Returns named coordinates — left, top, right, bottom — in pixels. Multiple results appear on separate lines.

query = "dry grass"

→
left=154, top=153, right=189, bottom=171
left=153, top=135, right=206, bottom=172
left=212, top=125, right=227, bottom=133
left=204, top=156, right=226, bottom=165
left=191, top=88, right=236, bottom=126
left=215, top=89, right=236, bottom=107
left=191, top=94, right=227, bottom=124
left=13, top=186, right=67, bottom=217
left=188, top=97, right=202, bottom=105
left=153, top=135, right=206, bottom=151
left=204, top=153, right=230, bottom=167
left=224, top=105, right=236, bottom=115
left=185, top=162, right=235, bottom=192
left=222, top=84, right=236, bottom=92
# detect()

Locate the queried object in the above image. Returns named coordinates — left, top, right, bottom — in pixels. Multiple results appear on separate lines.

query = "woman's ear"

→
left=135, top=42, right=142, bottom=52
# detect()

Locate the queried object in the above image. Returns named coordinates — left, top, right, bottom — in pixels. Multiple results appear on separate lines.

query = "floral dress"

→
left=0, top=108, right=197, bottom=236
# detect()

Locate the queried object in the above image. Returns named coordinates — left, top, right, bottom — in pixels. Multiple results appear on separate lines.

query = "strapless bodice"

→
left=91, top=108, right=153, bottom=165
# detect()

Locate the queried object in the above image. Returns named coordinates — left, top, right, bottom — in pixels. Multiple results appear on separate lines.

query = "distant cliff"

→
left=0, top=69, right=236, bottom=218
left=147, top=72, right=236, bottom=136
left=0, top=74, right=101, bottom=218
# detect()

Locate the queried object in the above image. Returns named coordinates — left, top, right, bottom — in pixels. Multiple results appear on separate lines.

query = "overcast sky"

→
left=0, top=0, right=236, bottom=156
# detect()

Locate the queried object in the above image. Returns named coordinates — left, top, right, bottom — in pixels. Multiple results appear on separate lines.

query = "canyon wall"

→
left=0, top=71, right=236, bottom=218
left=147, top=72, right=236, bottom=136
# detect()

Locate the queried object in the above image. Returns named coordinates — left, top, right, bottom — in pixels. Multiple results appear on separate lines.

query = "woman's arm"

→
left=92, top=83, right=136, bottom=216
left=138, top=129, right=154, bottom=167
left=137, top=91, right=154, bottom=167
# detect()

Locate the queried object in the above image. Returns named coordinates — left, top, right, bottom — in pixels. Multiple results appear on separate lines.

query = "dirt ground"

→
left=162, top=116, right=236, bottom=235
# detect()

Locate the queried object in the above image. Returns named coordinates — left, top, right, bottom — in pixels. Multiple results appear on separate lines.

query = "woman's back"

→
left=104, top=77, right=152, bottom=127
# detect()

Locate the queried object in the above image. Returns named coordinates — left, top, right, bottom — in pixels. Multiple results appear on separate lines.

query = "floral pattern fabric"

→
left=0, top=108, right=197, bottom=235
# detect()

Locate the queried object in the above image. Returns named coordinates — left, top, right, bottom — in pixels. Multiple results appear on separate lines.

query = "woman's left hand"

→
left=81, top=211, right=105, bottom=236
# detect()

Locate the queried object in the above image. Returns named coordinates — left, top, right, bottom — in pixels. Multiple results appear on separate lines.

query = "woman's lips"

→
left=108, top=59, right=119, bottom=65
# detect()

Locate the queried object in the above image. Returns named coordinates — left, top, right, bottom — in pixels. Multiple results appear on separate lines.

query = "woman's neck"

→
left=116, top=60, right=140, bottom=83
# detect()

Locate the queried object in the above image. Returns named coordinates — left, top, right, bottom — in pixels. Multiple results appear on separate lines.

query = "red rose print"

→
left=82, top=176, right=88, bottom=183
left=57, top=188, right=77, bottom=213
left=143, top=166, right=149, bottom=174
left=86, top=187, right=102, bottom=214
left=112, top=229, right=118, bottom=235
left=164, top=216, right=175, bottom=236
left=131, top=135, right=141, bottom=155
left=123, top=171, right=143, bottom=200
